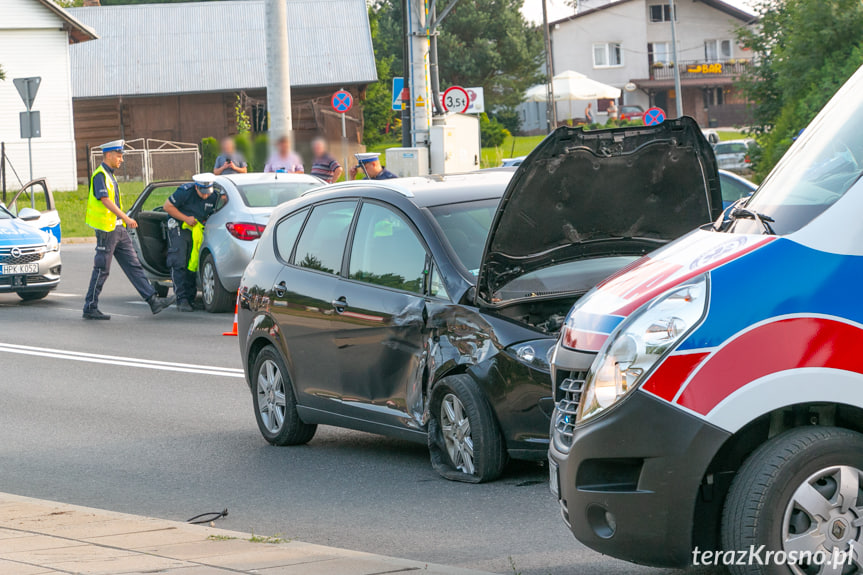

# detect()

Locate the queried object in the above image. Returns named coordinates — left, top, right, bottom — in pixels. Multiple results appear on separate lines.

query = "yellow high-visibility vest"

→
left=85, top=164, right=122, bottom=232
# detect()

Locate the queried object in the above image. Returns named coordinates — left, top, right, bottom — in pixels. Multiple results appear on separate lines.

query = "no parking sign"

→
left=643, top=107, right=666, bottom=126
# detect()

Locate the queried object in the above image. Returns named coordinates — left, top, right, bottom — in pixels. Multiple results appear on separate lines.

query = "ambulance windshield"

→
left=734, top=68, right=863, bottom=236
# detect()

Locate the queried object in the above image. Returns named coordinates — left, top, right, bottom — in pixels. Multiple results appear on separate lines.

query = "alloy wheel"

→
left=256, top=359, right=287, bottom=434
left=782, top=464, right=863, bottom=574
left=202, top=261, right=215, bottom=305
left=440, top=393, right=475, bottom=475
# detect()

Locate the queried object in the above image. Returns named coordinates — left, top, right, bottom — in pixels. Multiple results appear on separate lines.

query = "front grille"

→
left=0, top=275, right=51, bottom=287
left=553, top=370, right=588, bottom=449
left=0, top=246, right=45, bottom=265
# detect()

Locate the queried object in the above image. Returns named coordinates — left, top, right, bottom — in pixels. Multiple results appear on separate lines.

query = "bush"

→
left=201, top=137, right=218, bottom=172
left=234, top=132, right=253, bottom=170
left=252, top=133, right=269, bottom=173
left=480, top=113, right=510, bottom=148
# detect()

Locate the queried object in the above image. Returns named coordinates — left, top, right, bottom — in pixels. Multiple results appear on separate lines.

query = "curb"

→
left=63, top=236, right=96, bottom=244
left=0, top=492, right=492, bottom=575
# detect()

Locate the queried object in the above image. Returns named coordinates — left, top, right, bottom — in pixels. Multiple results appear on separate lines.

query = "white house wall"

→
left=645, top=0, right=747, bottom=61
left=0, top=1, right=79, bottom=192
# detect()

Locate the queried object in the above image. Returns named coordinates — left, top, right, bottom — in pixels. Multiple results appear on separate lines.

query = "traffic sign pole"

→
left=332, top=90, right=354, bottom=182
left=14, top=77, right=41, bottom=206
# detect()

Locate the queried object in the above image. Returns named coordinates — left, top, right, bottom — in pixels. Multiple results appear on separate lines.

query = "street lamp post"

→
left=668, top=0, right=683, bottom=118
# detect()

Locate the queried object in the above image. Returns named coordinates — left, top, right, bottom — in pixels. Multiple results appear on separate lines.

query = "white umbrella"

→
left=524, top=70, right=622, bottom=122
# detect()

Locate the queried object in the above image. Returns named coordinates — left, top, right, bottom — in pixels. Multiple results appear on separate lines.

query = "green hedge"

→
left=201, top=137, right=218, bottom=172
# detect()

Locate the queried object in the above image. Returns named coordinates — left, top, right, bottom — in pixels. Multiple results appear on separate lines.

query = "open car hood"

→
left=477, top=117, right=722, bottom=303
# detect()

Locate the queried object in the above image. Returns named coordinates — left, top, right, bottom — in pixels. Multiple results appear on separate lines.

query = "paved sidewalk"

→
left=0, top=493, right=492, bottom=575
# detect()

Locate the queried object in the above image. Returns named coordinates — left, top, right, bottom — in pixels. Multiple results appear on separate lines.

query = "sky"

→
left=520, top=0, right=756, bottom=25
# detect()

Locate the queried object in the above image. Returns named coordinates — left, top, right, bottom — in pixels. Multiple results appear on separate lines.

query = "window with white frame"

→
left=593, top=43, right=623, bottom=68
left=649, top=42, right=672, bottom=64
left=648, top=4, right=675, bottom=22
left=704, top=39, right=732, bottom=61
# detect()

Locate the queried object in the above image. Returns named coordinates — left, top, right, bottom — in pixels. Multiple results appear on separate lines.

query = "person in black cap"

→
left=82, top=140, right=175, bottom=320
left=162, top=173, right=222, bottom=312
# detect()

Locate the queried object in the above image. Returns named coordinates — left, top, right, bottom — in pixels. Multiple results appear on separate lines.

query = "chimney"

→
left=82, top=0, right=101, bottom=6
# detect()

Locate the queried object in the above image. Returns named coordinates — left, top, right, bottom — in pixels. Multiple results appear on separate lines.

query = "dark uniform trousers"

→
left=84, top=227, right=155, bottom=312
left=166, top=221, right=197, bottom=304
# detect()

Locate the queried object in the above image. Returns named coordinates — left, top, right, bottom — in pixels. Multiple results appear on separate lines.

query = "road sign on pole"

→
left=643, top=107, right=666, bottom=126
left=14, top=77, right=41, bottom=111
left=442, top=86, right=469, bottom=114
left=14, top=77, right=42, bottom=197
left=331, top=90, right=353, bottom=113
left=332, top=90, right=353, bottom=183
left=391, top=77, right=405, bottom=111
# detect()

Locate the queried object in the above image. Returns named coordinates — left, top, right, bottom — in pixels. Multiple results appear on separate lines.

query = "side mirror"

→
left=18, top=207, right=41, bottom=222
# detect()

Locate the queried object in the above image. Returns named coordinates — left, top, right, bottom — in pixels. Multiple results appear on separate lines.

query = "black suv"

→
left=237, top=119, right=721, bottom=482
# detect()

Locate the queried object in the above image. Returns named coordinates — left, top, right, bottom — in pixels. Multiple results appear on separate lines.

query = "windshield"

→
left=733, top=70, right=863, bottom=235
left=429, top=198, right=498, bottom=276
left=237, top=182, right=321, bottom=208
left=0, top=205, right=12, bottom=220
left=715, top=142, right=748, bottom=155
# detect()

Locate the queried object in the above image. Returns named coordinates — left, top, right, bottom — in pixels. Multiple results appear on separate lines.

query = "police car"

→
left=0, top=200, right=61, bottom=301
left=548, top=65, right=863, bottom=572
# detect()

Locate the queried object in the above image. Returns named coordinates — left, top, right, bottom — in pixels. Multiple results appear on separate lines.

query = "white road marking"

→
left=50, top=293, right=81, bottom=298
left=0, top=342, right=245, bottom=378
left=55, top=307, right=136, bottom=318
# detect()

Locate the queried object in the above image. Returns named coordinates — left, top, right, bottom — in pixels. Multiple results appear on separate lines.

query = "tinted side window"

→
left=274, top=208, right=309, bottom=262
left=720, top=176, right=753, bottom=204
left=349, top=203, right=427, bottom=294
left=294, top=201, right=357, bottom=274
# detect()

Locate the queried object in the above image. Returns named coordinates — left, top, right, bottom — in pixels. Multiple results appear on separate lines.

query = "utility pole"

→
left=668, top=0, right=683, bottom=118
left=265, top=0, right=292, bottom=141
left=401, top=0, right=412, bottom=146
left=542, top=0, right=557, bottom=133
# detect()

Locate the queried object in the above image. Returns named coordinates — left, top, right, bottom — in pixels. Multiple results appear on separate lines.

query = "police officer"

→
left=162, top=173, right=222, bottom=312
left=348, top=153, right=398, bottom=180
left=83, top=140, right=175, bottom=320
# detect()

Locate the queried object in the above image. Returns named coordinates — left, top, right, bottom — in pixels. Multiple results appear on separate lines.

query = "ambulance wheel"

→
left=251, top=346, right=316, bottom=446
left=201, top=253, right=233, bottom=313
left=151, top=282, right=169, bottom=298
left=16, top=290, right=50, bottom=301
left=721, top=426, right=863, bottom=575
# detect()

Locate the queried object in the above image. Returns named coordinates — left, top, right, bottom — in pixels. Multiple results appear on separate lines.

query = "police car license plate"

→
left=549, top=457, right=560, bottom=498
left=1, top=264, right=38, bottom=275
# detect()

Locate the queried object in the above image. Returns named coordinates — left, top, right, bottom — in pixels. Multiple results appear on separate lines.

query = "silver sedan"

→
left=127, top=173, right=323, bottom=312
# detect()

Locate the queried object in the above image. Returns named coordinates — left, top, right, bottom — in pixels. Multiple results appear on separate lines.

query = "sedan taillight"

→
left=226, top=222, right=265, bottom=241
left=744, top=155, right=751, bottom=163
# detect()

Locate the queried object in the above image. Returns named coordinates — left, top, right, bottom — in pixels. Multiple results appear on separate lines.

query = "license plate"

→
left=549, top=457, right=560, bottom=498
left=1, top=264, right=38, bottom=275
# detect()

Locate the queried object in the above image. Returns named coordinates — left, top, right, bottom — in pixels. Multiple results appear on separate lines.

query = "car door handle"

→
left=331, top=297, right=348, bottom=312
left=274, top=281, right=287, bottom=297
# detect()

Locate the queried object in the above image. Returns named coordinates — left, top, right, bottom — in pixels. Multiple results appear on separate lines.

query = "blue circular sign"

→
left=643, top=107, right=666, bottom=126
left=332, top=90, right=353, bottom=114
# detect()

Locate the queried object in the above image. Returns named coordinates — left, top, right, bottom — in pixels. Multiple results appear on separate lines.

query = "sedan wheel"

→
left=440, top=393, right=475, bottom=475
left=201, top=253, right=234, bottom=313
left=250, top=346, right=316, bottom=446
left=427, top=374, right=507, bottom=483
left=257, top=359, right=287, bottom=434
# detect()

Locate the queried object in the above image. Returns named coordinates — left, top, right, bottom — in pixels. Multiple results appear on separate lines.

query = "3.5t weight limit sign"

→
left=442, top=86, right=470, bottom=113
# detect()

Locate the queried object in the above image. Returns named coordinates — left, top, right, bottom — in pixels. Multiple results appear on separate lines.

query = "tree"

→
left=366, top=0, right=543, bottom=136
left=738, top=0, right=863, bottom=179
left=0, top=65, right=5, bottom=82
left=363, top=5, right=400, bottom=145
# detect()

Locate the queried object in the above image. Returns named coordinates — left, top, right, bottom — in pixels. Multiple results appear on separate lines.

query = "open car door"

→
left=126, top=180, right=187, bottom=278
left=7, top=179, right=61, bottom=243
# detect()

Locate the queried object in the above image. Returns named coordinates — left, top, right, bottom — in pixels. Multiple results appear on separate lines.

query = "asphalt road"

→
left=0, top=244, right=715, bottom=575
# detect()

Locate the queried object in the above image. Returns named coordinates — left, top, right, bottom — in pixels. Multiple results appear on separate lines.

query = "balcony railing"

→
left=649, top=58, right=752, bottom=81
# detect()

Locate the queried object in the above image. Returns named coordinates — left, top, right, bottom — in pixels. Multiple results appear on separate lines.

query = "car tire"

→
left=721, top=426, right=863, bottom=575
left=251, top=346, right=316, bottom=446
left=152, top=282, right=169, bottom=298
left=427, top=374, right=507, bottom=483
left=16, top=290, right=50, bottom=301
left=201, top=253, right=234, bottom=313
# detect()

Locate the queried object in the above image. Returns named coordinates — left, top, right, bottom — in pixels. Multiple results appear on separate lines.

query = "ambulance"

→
left=548, top=66, right=863, bottom=573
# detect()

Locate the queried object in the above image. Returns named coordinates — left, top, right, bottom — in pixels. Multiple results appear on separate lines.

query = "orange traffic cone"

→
left=223, top=291, right=239, bottom=336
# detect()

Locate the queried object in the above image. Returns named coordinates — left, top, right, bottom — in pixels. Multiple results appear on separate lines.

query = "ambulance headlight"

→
left=576, top=274, right=709, bottom=424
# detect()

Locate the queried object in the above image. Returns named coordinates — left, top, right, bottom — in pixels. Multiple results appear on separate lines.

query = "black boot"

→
left=83, top=308, right=111, bottom=320
left=148, top=294, right=176, bottom=315
left=177, top=300, right=195, bottom=312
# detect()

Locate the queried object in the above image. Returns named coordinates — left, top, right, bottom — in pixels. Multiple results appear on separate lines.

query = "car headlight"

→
left=46, top=234, right=60, bottom=252
left=576, top=274, right=709, bottom=424
left=505, top=338, right=556, bottom=373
